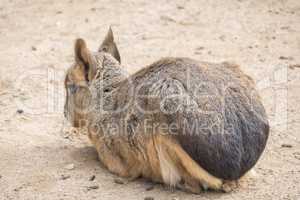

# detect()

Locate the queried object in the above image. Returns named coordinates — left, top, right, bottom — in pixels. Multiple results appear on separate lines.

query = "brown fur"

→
left=88, top=123, right=222, bottom=193
left=64, top=28, right=269, bottom=193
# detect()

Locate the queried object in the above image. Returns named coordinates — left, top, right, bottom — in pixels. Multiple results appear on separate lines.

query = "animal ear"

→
left=99, top=27, right=121, bottom=63
left=74, top=38, right=96, bottom=81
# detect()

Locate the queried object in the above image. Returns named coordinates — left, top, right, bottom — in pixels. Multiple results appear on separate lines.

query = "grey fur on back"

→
left=88, top=54, right=269, bottom=180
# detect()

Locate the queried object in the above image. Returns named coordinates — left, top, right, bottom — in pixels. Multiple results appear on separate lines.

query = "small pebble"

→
left=14, top=187, right=22, bottom=192
left=87, top=185, right=99, bottom=191
left=195, top=46, right=205, bottom=50
left=145, top=184, right=154, bottom=191
left=160, top=15, right=176, bottom=23
left=144, top=197, right=154, bottom=200
left=279, top=56, right=293, bottom=60
left=259, top=58, right=266, bottom=62
left=293, top=152, right=300, bottom=160
left=89, top=175, right=96, bottom=181
left=63, top=134, right=70, bottom=139
left=219, top=35, right=226, bottom=41
left=280, top=26, right=289, bottom=30
left=64, top=163, right=75, bottom=170
left=17, top=109, right=24, bottom=114
left=289, top=64, right=300, bottom=70
left=281, top=144, right=293, bottom=148
left=31, top=46, right=37, bottom=51
left=61, top=175, right=71, bottom=180
left=114, top=178, right=125, bottom=184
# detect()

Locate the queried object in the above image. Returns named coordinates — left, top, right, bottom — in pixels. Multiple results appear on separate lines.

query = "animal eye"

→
left=101, top=46, right=108, bottom=52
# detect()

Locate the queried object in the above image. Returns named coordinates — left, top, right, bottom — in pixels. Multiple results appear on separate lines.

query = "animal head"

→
left=64, top=27, right=121, bottom=127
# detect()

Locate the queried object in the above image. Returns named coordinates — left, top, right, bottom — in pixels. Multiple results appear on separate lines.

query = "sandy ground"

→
left=0, top=0, right=300, bottom=199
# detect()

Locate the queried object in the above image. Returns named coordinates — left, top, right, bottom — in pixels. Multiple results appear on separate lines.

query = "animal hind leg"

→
left=154, top=134, right=223, bottom=191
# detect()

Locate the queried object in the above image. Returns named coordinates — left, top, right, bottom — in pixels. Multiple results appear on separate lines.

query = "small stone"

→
left=283, top=41, right=288, bottom=45
left=195, top=46, right=205, bottom=50
left=281, top=144, right=293, bottom=148
left=145, top=184, right=154, bottom=191
left=64, top=163, right=75, bottom=170
left=279, top=56, right=294, bottom=60
left=63, top=134, right=70, bottom=139
left=160, top=15, right=176, bottom=23
left=16, top=109, right=24, bottom=114
left=87, top=185, right=99, bottom=191
left=89, top=175, right=96, bottom=181
left=0, top=14, right=7, bottom=19
left=219, top=35, right=226, bottom=41
left=90, top=7, right=96, bottom=11
left=259, top=58, right=266, bottom=62
left=31, top=46, right=37, bottom=51
left=14, top=185, right=23, bottom=192
left=280, top=26, right=289, bottom=30
left=85, top=18, right=89, bottom=23
left=114, top=178, right=125, bottom=184
left=289, top=64, right=300, bottom=69
left=56, top=11, right=63, bottom=14
left=293, top=152, right=300, bottom=160
left=144, top=197, right=154, bottom=200
left=61, top=175, right=71, bottom=180
left=177, top=5, right=184, bottom=10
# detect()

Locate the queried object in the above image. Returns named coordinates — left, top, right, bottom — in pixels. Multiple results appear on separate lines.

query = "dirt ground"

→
left=0, top=0, right=299, bottom=199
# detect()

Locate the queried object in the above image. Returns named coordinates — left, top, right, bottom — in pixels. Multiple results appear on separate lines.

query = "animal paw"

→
left=221, top=180, right=238, bottom=193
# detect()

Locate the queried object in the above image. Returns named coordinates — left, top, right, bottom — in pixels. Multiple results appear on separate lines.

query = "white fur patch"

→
left=156, top=145, right=181, bottom=187
left=246, top=169, right=258, bottom=178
